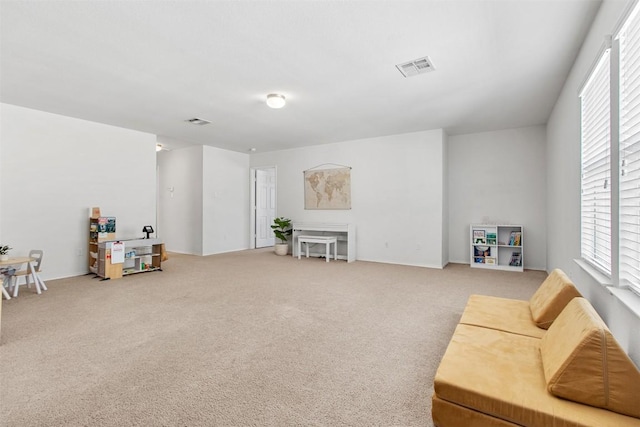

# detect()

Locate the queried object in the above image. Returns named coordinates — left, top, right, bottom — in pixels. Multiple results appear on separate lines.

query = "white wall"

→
left=448, top=126, right=547, bottom=270
left=546, top=0, right=640, bottom=366
left=0, top=103, right=157, bottom=279
left=157, top=144, right=250, bottom=256
left=250, top=129, right=447, bottom=268
left=202, top=145, right=250, bottom=255
left=157, top=146, right=203, bottom=255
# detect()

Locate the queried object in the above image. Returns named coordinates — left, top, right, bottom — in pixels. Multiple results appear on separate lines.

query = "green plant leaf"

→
left=271, top=217, right=292, bottom=243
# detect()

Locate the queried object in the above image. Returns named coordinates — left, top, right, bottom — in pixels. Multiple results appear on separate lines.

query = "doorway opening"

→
left=250, top=167, right=277, bottom=249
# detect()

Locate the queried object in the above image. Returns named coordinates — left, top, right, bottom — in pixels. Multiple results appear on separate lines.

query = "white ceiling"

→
left=1, top=0, right=601, bottom=153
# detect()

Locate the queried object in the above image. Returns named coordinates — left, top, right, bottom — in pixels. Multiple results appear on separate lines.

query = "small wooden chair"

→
left=11, top=249, right=44, bottom=297
left=1, top=267, right=16, bottom=300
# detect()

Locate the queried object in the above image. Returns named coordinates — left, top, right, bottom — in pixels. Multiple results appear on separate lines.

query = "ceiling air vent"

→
left=185, top=117, right=211, bottom=126
left=396, top=56, right=435, bottom=78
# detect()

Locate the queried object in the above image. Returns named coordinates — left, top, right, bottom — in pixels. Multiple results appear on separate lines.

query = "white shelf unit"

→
left=122, top=244, right=161, bottom=276
left=470, top=224, right=523, bottom=272
left=96, top=238, right=163, bottom=279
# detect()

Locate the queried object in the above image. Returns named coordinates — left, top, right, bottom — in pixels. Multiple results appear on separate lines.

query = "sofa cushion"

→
left=459, top=295, right=545, bottom=338
left=432, top=395, right=519, bottom=427
left=540, top=297, right=640, bottom=418
left=433, top=323, right=640, bottom=426
left=529, top=268, right=581, bottom=328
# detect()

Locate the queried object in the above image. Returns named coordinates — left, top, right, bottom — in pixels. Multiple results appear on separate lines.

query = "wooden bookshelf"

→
left=89, top=216, right=116, bottom=275
left=96, top=238, right=163, bottom=280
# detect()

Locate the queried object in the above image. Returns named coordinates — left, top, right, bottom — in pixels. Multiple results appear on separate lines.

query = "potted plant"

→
left=271, top=217, right=292, bottom=256
left=0, top=245, right=12, bottom=261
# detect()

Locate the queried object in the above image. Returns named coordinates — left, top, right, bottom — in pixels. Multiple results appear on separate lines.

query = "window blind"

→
left=619, top=5, right=640, bottom=294
left=580, top=49, right=612, bottom=275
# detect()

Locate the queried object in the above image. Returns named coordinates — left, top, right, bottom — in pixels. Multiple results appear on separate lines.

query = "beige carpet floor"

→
left=0, top=249, right=547, bottom=426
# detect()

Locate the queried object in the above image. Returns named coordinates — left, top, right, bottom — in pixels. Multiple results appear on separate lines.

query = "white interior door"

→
left=255, top=168, right=276, bottom=248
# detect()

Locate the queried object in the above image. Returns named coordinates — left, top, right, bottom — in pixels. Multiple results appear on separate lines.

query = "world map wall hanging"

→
left=303, top=166, right=352, bottom=210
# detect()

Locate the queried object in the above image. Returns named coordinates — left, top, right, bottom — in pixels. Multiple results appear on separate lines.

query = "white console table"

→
left=292, top=222, right=356, bottom=262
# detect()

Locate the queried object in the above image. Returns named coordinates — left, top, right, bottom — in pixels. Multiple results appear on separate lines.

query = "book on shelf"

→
left=473, top=230, right=486, bottom=244
left=486, top=232, right=497, bottom=245
left=474, top=246, right=490, bottom=257
left=508, top=231, right=522, bottom=246
left=473, top=230, right=485, bottom=239
left=485, top=257, right=496, bottom=265
left=509, top=251, right=522, bottom=266
left=98, top=217, right=116, bottom=233
left=474, top=257, right=484, bottom=264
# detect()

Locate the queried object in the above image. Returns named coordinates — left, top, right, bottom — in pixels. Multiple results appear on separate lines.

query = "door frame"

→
left=249, top=166, right=277, bottom=249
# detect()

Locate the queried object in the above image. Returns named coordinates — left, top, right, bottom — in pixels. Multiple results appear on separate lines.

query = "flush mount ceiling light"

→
left=266, top=93, right=286, bottom=109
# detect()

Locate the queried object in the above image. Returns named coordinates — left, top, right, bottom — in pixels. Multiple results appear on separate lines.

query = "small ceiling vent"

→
left=185, top=117, right=211, bottom=126
left=396, top=56, right=435, bottom=78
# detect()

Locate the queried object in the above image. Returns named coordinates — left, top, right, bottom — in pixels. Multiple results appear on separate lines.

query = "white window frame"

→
left=579, top=0, right=640, bottom=301
left=617, top=1, right=640, bottom=296
left=580, top=48, right=612, bottom=277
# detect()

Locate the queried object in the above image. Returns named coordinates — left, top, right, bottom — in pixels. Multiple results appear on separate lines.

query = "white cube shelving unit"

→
left=470, top=224, right=523, bottom=272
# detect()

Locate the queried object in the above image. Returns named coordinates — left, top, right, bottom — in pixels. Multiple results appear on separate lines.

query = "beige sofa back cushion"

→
left=529, top=268, right=581, bottom=328
left=540, top=297, right=640, bottom=418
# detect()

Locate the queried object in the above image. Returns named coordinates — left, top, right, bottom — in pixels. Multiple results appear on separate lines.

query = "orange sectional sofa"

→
left=432, top=269, right=640, bottom=427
